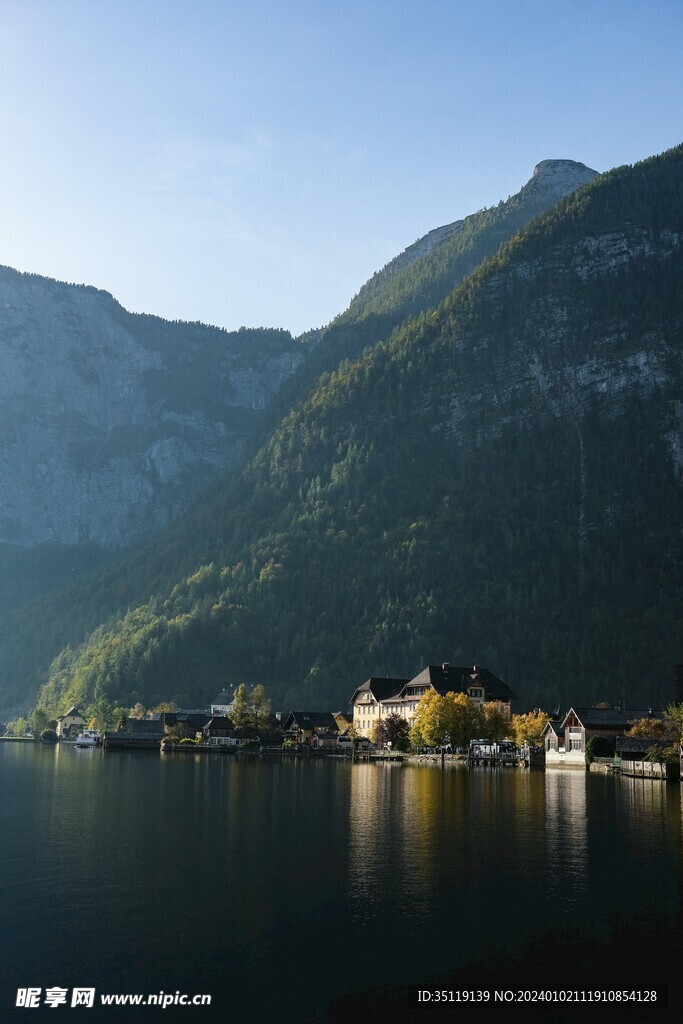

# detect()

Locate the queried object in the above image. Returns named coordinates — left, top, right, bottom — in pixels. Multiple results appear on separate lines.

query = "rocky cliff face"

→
left=0, top=268, right=304, bottom=547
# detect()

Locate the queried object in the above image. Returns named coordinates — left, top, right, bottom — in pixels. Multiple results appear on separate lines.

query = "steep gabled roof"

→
left=541, top=720, right=564, bottom=737
left=406, top=665, right=516, bottom=702
left=204, top=716, right=234, bottom=731
left=349, top=678, right=410, bottom=704
left=211, top=690, right=232, bottom=704
left=57, top=705, right=85, bottom=721
left=283, top=711, right=339, bottom=732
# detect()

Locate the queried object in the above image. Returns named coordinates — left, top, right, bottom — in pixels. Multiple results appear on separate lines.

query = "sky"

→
left=0, top=0, right=681, bottom=336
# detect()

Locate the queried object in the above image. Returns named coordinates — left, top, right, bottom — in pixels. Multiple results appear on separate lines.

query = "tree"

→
left=129, top=703, right=147, bottom=720
left=152, top=701, right=179, bottom=713
left=29, top=707, right=51, bottom=735
left=112, top=706, right=128, bottom=731
left=7, top=717, right=29, bottom=737
left=88, top=698, right=114, bottom=732
left=481, top=701, right=509, bottom=742
left=411, top=690, right=449, bottom=747
left=510, top=710, right=550, bottom=747
left=627, top=717, right=673, bottom=738
left=250, top=684, right=271, bottom=731
left=443, top=692, right=484, bottom=748
left=663, top=702, right=683, bottom=744
left=372, top=713, right=410, bottom=750
left=164, top=722, right=195, bottom=743
left=411, top=691, right=482, bottom=749
left=229, top=684, right=251, bottom=728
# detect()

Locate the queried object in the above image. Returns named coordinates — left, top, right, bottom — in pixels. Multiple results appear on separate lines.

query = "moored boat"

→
left=74, top=730, right=101, bottom=748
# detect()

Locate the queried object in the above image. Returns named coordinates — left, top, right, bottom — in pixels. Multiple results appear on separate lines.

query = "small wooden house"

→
left=55, top=706, right=86, bottom=740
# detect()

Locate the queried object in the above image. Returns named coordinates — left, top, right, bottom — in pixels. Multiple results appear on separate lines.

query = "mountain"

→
left=264, top=158, right=599, bottom=433
left=345, top=158, right=598, bottom=322
left=0, top=157, right=599, bottom=715
left=0, top=267, right=304, bottom=551
left=9, top=146, right=683, bottom=719
left=0, top=161, right=594, bottom=625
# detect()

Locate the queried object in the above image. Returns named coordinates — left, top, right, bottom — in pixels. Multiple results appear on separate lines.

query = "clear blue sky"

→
left=1, top=0, right=681, bottom=335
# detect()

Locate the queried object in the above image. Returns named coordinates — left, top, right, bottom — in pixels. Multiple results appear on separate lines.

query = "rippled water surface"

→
left=1, top=744, right=681, bottom=1022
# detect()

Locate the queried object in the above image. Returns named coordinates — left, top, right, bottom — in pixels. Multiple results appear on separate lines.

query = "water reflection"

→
left=3, top=745, right=682, bottom=1022
left=544, top=769, right=588, bottom=905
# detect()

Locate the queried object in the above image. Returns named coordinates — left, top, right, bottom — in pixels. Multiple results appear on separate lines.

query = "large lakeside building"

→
left=349, top=663, right=516, bottom=738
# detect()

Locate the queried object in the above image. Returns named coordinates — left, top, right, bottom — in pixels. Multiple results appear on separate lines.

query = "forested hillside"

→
left=0, top=158, right=596, bottom=714
left=266, top=159, right=597, bottom=437
left=6, top=146, right=683, bottom=717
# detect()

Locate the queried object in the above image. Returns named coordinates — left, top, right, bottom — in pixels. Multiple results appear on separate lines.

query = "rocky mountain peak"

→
left=529, top=158, right=598, bottom=196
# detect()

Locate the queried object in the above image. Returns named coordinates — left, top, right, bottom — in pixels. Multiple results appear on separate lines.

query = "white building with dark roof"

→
left=350, top=664, right=516, bottom=738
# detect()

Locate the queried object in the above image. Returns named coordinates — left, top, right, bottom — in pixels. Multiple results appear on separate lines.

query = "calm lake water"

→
left=1, top=743, right=681, bottom=1023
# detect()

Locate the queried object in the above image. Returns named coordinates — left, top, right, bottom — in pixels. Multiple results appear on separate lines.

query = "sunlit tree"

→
left=509, top=710, right=550, bottom=747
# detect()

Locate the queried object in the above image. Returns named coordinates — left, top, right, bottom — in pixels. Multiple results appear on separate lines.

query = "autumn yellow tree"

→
left=510, top=710, right=550, bottom=747
left=444, top=692, right=484, bottom=748
left=481, top=701, right=510, bottom=742
left=410, top=690, right=483, bottom=748
left=410, top=690, right=447, bottom=747
left=627, top=717, right=672, bottom=738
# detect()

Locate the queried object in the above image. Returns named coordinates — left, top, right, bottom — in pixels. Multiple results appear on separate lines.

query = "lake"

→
left=1, top=743, right=681, bottom=1022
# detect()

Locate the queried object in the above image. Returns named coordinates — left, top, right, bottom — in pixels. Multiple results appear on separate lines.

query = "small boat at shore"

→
left=75, top=730, right=101, bottom=748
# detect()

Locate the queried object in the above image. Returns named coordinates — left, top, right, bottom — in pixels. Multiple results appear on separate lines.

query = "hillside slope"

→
left=26, top=144, right=683, bottom=718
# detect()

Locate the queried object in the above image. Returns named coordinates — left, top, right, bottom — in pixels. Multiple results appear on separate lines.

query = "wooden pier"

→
left=467, top=741, right=543, bottom=768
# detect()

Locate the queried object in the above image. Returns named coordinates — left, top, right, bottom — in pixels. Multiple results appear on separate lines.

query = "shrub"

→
left=585, top=735, right=614, bottom=763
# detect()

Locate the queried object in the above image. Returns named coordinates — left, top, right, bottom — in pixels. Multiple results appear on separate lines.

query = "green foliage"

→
left=87, top=697, right=114, bottom=732
left=164, top=723, right=195, bottom=742
left=229, top=684, right=251, bottom=728
left=250, top=684, right=271, bottom=731
left=663, top=703, right=683, bottom=743
left=29, top=707, right=52, bottom=734
left=6, top=717, right=29, bottom=737
left=112, top=707, right=129, bottom=730
left=585, top=735, right=614, bottom=763
left=40, top=729, right=58, bottom=743
left=646, top=744, right=679, bottom=766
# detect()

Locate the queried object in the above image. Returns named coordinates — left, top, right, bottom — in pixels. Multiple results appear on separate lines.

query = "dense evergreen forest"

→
left=4, top=146, right=683, bottom=717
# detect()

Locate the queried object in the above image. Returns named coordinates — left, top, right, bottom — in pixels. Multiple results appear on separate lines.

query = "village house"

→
left=615, top=735, right=680, bottom=781
left=349, top=664, right=516, bottom=738
left=103, top=718, right=166, bottom=749
left=159, top=710, right=211, bottom=733
left=282, top=711, right=339, bottom=746
left=333, top=711, right=352, bottom=734
left=200, top=716, right=261, bottom=747
left=543, top=706, right=665, bottom=768
left=210, top=689, right=233, bottom=716
left=55, top=706, right=86, bottom=740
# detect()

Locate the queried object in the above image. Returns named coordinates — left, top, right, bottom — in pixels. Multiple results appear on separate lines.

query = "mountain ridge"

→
left=14, top=143, right=681, bottom=720
left=0, top=265, right=304, bottom=550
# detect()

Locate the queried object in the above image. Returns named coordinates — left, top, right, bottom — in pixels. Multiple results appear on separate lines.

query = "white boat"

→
left=75, top=730, right=100, bottom=748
